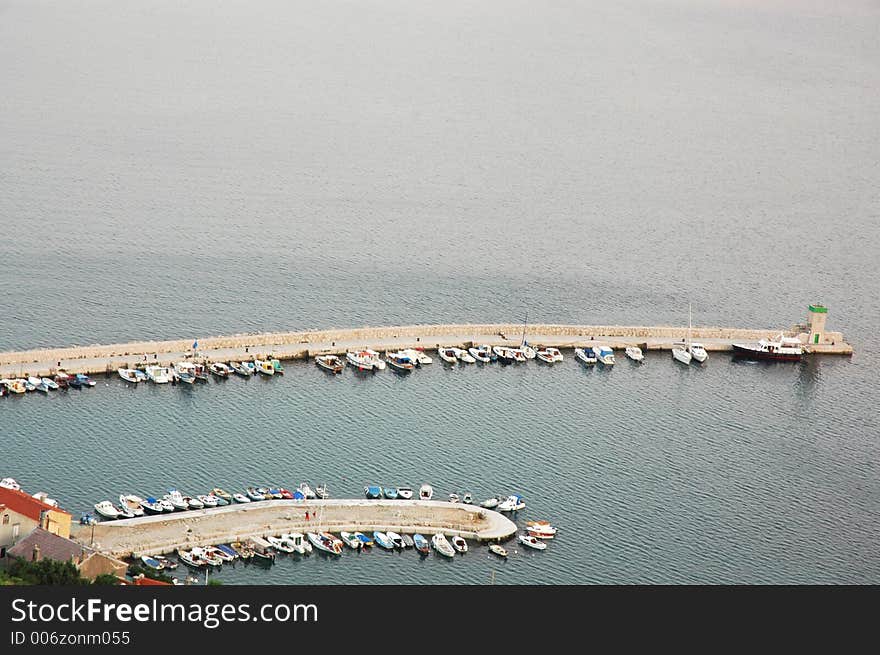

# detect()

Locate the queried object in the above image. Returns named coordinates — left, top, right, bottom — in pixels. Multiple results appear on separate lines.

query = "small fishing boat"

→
left=23, top=378, right=36, bottom=392
left=153, top=555, right=178, bottom=569
left=431, top=533, right=456, bottom=558
left=536, top=347, right=564, bottom=363
left=230, top=542, right=254, bottom=559
left=215, top=544, right=239, bottom=560
left=346, top=350, right=376, bottom=372
left=1, top=379, right=26, bottom=394
left=497, top=494, right=525, bottom=512
left=267, top=536, right=296, bottom=553
left=283, top=533, right=308, bottom=554
left=372, top=532, right=395, bottom=549
left=33, top=378, right=50, bottom=393
left=364, top=349, right=386, bottom=370
left=114, top=504, right=136, bottom=519
left=117, top=368, right=142, bottom=383
left=448, top=493, right=460, bottom=503
left=307, top=532, right=343, bottom=555
left=462, top=492, right=473, bottom=504
left=140, top=497, right=166, bottom=514
left=248, top=537, right=277, bottom=561
left=0, top=478, right=21, bottom=490
left=209, top=362, right=231, bottom=378
left=197, top=494, right=219, bottom=508
left=164, top=490, right=189, bottom=511
left=468, top=346, right=492, bottom=363
left=40, top=377, right=59, bottom=390
left=508, top=347, right=528, bottom=363
left=397, top=487, right=413, bottom=500
left=489, top=543, right=508, bottom=558
left=245, top=487, right=266, bottom=502
left=93, top=501, right=120, bottom=520
left=27, top=375, right=44, bottom=390
left=230, top=362, right=252, bottom=377
left=354, top=532, right=373, bottom=547
left=270, top=359, right=284, bottom=375
left=413, top=533, right=430, bottom=554
left=297, top=482, right=316, bottom=499
left=419, top=484, right=433, bottom=500
left=157, top=497, right=176, bottom=512
left=401, top=348, right=432, bottom=365
left=243, top=361, right=257, bottom=375
left=118, top=494, right=145, bottom=516
left=480, top=496, right=501, bottom=509
left=140, top=555, right=165, bottom=570
left=438, top=348, right=458, bottom=364
left=177, top=549, right=207, bottom=568
left=254, top=359, right=275, bottom=376
left=383, top=486, right=399, bottom=500
left=315, top=354, right=344, bottom=373
left=451, top=535, right=468, bottom=553
left=145, top=365, right=171, bottom=384
left=385, top=351, right=415, bottom=372
left=75, top=373, right=96, bottom=387
left=671, top=342, right=692, bottom=365
left=233, top=492, right=251, bottom=503
left=193, top=546, right=222, bottom=566
left=340, top=532, right=362, bottom=549
left=265, top=487, right=283, bottom=499
left=174, top=362, right=196, bottom=384
left=279, top=488, right=295, bottom=499
left=451, top=347, right=476, bottom=363
left=314, top=484, right=328, bottom=499
left=596, top=346, right=615, bottom=366
left=54, top=372, right=70, bottom=388
left=67, top=375, right=83, bottom=388
left=525, top=520, right=558, bottom=539
left=625, top=346, right=644, bottom=362
left=211, top=488, right=233, bottom=504
left=519, top=342, right=537, bottom=360
left=255, top=486, right=274, bottom=499
left=518, top=533, right=547, bottom=550
left=401, top=534, right=414, bottom=548
left=182, top=495, right=204, bottom=510
left=364, top=485, right=383, bottom=499
left=192, top=364, right=209, bottom=382
left=688, top=343, right=709, bottom=363
left=204, top=545, right=234, bottom=562
left=385, top=531, right=405, bottom=549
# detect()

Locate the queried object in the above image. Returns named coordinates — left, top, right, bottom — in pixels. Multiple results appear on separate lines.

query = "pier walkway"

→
left=72, top=499, right=518, bottom=558
left=0, top=322, right=853, bottom=377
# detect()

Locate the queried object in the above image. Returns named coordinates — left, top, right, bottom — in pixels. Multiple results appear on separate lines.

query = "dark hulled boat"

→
left=732, top=334, right=804, bottom=362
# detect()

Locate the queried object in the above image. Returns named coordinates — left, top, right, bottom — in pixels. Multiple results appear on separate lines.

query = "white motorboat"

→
left=419, top=483, right=433, bottom=500
left=145, top=365, right=171, bottom=384
left=732, top=333, right=805, bottom=362
left=346, top=350, right=376, bottom=372
left=177, top=548, right=207, bottom=568
left=209, top=362, right=231, bottom=378
left=233, top=493, right=251, bottom=503
left=468, top=346, right=492, bottom=363
left=518, top=533, right=547, bottom=550
left=451, top=347, right=475, bottom=363
left=315, top=354, right=344, bottom=373
left=689, top=342, right=708, bottom=363
left=373, top=531, right=395, bottom=549
left=183, top=495, right=204, bottom=509
left=118, top=494, right=145, bottom=516
left=497, top=494, right=526, bottom=512
left=489, top=543, right=508, bottom=558
left=462, top=492, right=473, bottom=504
left=438, top=348, right=458, bottom=364
left=0, top=477, right=21, bottom=490
left=315, top=484, right=329, bottom=499
left=117, top=368, right=142, bottom=383
left=385, top=531, right=405, bottom=549
left=197, top=494, right=219, bottom=508
left=397, top=487, right=413, bottom=500
left=671, top=343, right=692, bottom=365
left=448, top=493, right=460, bottom=503
left=174, top=361, right=197, bottom=384
left=283, top=532, right=309, bottom=554
left=27, top=376, right=45, bottom=392
left=625, top=346, right=644, bottom=362
left=307, top=532, right=343, bottom=555
left=526, top=520, right=558, bottom=539
left=431, top=533, right=456, bottom=558
left=267, top=536, right=296, bottom=553
left=1, top=379, right=26, bottom=394
left=254, top=359, right=275, bottom=375
left=364, top=349, right=386, bottom=370
left=204, top=545, right=235, bottom=562
left=451, top=535, right=468, bottom=553
left=94, top=501, right=120, bottom=520
left=40, top=377, right=59, bottom=390
left=519, top=343, right=537, bottom=359
left=401, top=348, right=432, bottom=365
left=385, top=351, right=416, bottom=372
left=230, top=362, right=253, bottom=377
left=139, top=497, right=166, bottom=514
left=297, top=482, right=316, bottom=499
left=164, top=490, right=189, bottom=511
left=480, top=496, right=501, bottom=509
left=536, top=347, right=563, bottom=363
left=596, top=346, right=615, bottom=366
left=340, top=532, right=362, bottom=549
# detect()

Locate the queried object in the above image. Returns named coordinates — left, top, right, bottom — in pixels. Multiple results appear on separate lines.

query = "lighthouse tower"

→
left=808, top=304, right=828, bottom=345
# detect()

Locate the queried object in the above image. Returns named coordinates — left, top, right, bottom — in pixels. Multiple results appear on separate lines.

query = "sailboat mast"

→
left=687, top=303, right=692, bottom=347
left=521, top=310, right=528, bottom=344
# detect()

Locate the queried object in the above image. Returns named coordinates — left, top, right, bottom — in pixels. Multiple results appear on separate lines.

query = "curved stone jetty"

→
left=72, top=499, right=518, bottom=558
left=0, top=317, right=853, bottom=377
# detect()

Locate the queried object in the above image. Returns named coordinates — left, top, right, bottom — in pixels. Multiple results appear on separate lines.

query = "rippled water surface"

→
left=1, top=0, right=879, bottom=583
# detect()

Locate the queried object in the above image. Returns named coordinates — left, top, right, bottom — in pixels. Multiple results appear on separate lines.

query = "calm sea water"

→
left=1, top=0, right=878, bottom=583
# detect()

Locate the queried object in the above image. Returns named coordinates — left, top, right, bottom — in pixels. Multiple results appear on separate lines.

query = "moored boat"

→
left=346, top=350, right=376, bottom=372
left=689, top=343, right=708, bottom=363
left=518, top=533, right=547, bottom=550
left=385, top=531, right=405, bottom=549
left=451, top=347, right=476, bottom=363
left=448, top=493, right=460, bottom=503
left=40, top=377, right=59, bottom=390
left=401, top=348, right=432, bottom=365
left=117, top=368, right=142, bottom=383
left=340, top=532, right=362, bottom=549
left=354, top=532, right=373, bottom=547
left=413, top=533, right=430, bottom=554
left=536, top=347, right=564, bottom=363
left=383, top=486, right=399, bottom=500
left=209, top=362, right=231, bottom=378
left=270, top=359, right=284, bottom=375
left=489, top=543, right=508, bottom=558
left=118, top=494, right=145, bottom=516
left=145, top=365, right=171, bottom=384
left=574, top=346, right=597, bottom=365
left=230, top=362, right=252, bottom=377
left=75, top=373, right=96, bottom=387
left=307, top=532, right=343, bottom=555
left=419, top=484, right=433, bottom=500
left=497, top=494, right=525, bottom=512
left=372, top=531, right=394, bottom=549
left=211, top=488, right=233, bottom=504
left=732, top=333, right=804, bottom=362
left=315, top=354, right=344, bottom=373
left=671, top=342, right=692, bottom=365
left=364, top=485, right=383, bottom=499
left=364, top=349, right=386, bottom=370
left=401, top=534, right=414, bottom=548
left=468, top=346, right=492, bottom=363
left=174, top=361, right=196, bottom=384
left=93, top=500, right=120, bottom=520
left=480, top=496, right=501, bottom=509
left=140, top=555, right=165, bottom=570
left=451, top=535, right=468, bottom=553
left=297, top=482, right=316, bottom=499
left=596, top=346, right=615, bottom=366
left=438, top=348, right=458, bottom=364
left=233, top=492, right=251, bottom=503
left=140, top=497, right=166, bottom=514
left=177, top=548, right=207, bottom=568
left=254, top=359, right=275, bottom=376
left=385, top=351, right=415, bottom=372
left=397, top=487, right=413, bottom=500
left=526, top=520, right=558, bottom=539
left=625, top=346, right=644, bottom=362
left=431, top=533, right=456, bottom=558
left=197, top=494, right=219, bottom=508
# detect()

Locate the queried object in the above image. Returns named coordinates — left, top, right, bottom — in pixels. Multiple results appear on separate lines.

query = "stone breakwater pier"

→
left=0, top=307, right=852, bottom=377
left=73, top=500, right=517, bottom=559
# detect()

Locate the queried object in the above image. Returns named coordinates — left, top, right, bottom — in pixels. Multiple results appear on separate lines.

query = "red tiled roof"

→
left=0, top=487, right=70, bottom=522
left=134, top=576, right=172, bottom=586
